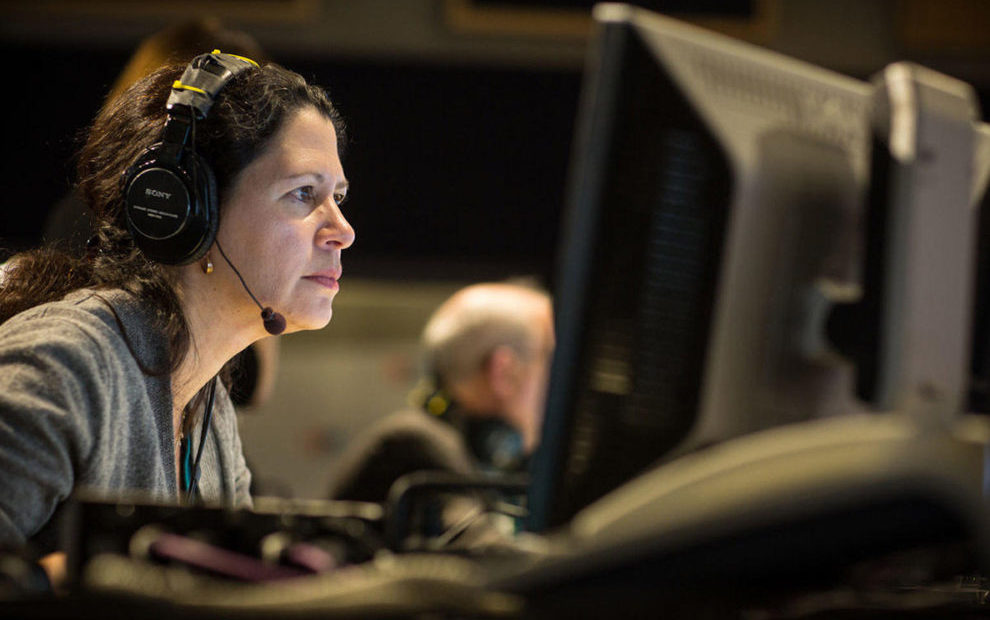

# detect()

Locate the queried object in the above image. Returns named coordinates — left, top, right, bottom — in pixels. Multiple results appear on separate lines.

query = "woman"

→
left=0, top=53, right=354, bottom=552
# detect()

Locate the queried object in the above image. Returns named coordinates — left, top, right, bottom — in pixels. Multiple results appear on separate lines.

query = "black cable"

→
left=215, top=240, right=264, bottom=310
left=214, top=237, right=286, bottom=335
left=188, top=377, right=217, bottom=501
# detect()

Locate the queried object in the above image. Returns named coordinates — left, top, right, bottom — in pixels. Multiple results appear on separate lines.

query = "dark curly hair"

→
left=0, top=60, right=344, bottom=421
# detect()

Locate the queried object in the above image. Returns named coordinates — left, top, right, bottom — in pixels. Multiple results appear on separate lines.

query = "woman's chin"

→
left=288, top=311, right=333, bottom=333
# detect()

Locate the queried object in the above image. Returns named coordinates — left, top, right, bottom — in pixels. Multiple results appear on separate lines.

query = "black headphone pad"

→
left=187, top=147, right=220, bottom=262
left=124, top=144, right=218, bottom=265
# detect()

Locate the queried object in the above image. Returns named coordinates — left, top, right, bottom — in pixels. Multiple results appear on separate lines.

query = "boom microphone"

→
left=215, top=241, right=286, bottom=335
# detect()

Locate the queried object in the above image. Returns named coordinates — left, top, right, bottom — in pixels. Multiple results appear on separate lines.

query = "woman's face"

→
left=215, top=105, right=354, bottom=334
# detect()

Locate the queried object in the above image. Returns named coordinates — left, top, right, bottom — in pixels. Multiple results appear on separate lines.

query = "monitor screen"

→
left=527, top=4, right=879, bottom=532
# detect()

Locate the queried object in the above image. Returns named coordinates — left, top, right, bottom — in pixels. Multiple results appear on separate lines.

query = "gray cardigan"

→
left=0, top=289, right=252, bottom=548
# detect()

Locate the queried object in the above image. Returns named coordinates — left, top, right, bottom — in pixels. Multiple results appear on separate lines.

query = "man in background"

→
left=328, top=281, right=554, bottom=503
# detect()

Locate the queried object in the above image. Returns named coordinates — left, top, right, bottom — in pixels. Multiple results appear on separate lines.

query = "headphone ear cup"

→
left=187, top=148, right=219, bottom=259
left=123, top=145, right=218, bottom=265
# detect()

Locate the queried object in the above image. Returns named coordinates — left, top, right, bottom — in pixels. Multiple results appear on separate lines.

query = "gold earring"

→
left=202, top=254, right=214, bottom=274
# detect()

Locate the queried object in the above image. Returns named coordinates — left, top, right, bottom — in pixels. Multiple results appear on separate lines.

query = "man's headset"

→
left=419, top=384, right=526, bottom=472
left=123, top=50, right=286, bottom=336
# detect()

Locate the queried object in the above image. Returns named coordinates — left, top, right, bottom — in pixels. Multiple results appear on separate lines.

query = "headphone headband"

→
left=167, top=50, right=258, bottom=119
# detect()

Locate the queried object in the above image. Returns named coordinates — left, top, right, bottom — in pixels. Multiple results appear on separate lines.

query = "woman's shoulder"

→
left=0, top=289, right=167, bottom=368
left=4, top=289, right=130, bottom=334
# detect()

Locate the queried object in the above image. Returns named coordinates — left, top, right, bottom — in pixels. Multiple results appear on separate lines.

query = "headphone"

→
left=123, top=50, right=258, bottom=265
left=418, top=384, right=526, bottom=472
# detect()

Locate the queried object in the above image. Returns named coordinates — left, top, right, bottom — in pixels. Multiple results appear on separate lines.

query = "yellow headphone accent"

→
left=426, top=393, right=450, bottom=416
left=171, top=80, right=207, bottom=95
left=212, top=49, right=259, bottom=67
left=407, top=379, right=452, bottom=417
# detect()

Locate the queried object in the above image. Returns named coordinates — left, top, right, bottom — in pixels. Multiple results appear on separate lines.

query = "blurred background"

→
left=1, top=0, right=988, bottom=498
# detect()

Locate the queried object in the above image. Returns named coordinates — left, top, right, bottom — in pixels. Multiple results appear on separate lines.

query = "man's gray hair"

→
left=421, top=282, right=549, bottom=389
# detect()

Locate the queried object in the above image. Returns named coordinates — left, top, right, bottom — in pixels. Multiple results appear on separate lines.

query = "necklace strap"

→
left=184, top=377, right=218, bottom=502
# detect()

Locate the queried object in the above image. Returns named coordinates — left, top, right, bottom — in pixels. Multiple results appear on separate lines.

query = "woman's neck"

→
left=170, top=267, right=264, bottom=418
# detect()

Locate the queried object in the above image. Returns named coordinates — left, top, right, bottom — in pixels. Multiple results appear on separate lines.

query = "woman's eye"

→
left=290, top=186, right=316, bottom=204
left=333, top=192, right=348, bottom=206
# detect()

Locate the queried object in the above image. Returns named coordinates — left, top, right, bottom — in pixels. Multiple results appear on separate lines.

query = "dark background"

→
left=0, top=45, right=580, bottom=282
left=2, top=0, right=989, bottom=285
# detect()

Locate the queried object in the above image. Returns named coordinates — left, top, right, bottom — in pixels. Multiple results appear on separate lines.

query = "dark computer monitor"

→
left=526, top=4, right=983, bottom=533
left=967, top=124, right=990, bottom=413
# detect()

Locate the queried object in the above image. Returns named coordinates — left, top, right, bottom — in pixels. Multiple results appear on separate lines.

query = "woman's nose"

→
left=317, top=206, right=355, bottom=250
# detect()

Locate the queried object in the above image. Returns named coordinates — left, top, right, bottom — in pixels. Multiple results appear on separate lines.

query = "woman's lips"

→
left=303, top=275, right=339, bottom=290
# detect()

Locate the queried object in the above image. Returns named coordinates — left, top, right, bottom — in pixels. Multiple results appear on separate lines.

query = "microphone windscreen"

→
left=261, top=307, right=286, bottom=336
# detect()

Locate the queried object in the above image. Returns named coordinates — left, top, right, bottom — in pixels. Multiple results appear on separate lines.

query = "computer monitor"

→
left=967, top=124, right=990, bottom=412
left=527, top=4, right=983, bottom=532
